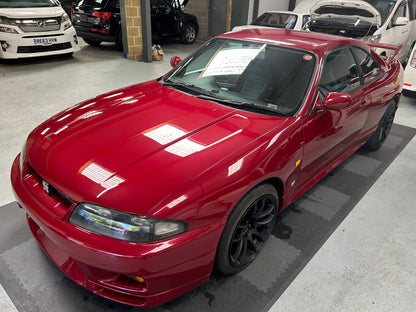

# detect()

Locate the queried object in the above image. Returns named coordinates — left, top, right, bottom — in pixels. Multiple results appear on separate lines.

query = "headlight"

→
left=61, top=13, right=70, bottom=23
left=70, top=202, right=188, bottom=242
left=0, top=26, right=17, bottom=33
left=365, top=34, right=382, bottom=43
left=410, top=49, right=416, bottom=68
left=61, top=13, right=72, bottom=30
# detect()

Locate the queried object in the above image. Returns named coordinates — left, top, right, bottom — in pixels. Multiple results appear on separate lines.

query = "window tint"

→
left=352, top=47, right=382, bottom=84
left=319, top=48, right=360, bottom=97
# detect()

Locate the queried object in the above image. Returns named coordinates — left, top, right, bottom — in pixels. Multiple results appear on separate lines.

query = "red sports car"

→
left=11, top=29, right=403, bottom=307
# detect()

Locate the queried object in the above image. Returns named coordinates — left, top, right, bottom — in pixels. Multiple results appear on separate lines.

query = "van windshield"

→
left=363, top=0, right=397, bottom=25
left=0, top=0, right=59, bottom=8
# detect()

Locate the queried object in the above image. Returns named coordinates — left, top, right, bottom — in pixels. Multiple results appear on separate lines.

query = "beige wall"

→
left=124, top=0, right=143, bottom=60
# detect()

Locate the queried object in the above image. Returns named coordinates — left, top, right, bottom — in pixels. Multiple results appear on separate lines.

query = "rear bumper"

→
left=74, top=25, right=116, bottom=42
left=11, top=155, right=220, bottom=307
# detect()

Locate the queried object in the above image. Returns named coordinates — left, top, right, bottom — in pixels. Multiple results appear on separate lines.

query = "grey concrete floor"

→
left=1, top=38, right=416, bottom=311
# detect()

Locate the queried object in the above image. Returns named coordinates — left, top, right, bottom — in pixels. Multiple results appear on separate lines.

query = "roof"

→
left=219, top=28, right=371, bottom=57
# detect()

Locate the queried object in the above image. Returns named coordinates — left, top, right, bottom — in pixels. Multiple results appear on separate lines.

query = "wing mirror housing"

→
left=394, top=16, right=408, bottom=26
left=170, top=56, right=182, bottom=68
left=317, top=92, right=352, bottom=110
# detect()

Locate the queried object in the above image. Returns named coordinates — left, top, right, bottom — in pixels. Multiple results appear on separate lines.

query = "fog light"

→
left=1, top=41, right=9, bottom=52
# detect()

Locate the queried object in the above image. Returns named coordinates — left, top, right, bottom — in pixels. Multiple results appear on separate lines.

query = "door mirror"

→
left=170, top=56, right=182, bottom=68
left=394, top=16, right=408, bottom=26
left=319, top=92, right=352, bottom=110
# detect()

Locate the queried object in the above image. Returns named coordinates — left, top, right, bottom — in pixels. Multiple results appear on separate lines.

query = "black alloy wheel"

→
left=216, top=184, right=278, bottom=274
left=364, top=100, right=396, bottom=150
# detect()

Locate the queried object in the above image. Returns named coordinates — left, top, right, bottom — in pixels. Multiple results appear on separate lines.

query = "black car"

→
left=71, top=0, right=198, bottom=49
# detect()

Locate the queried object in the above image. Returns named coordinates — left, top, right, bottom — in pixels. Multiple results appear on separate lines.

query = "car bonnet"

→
left=25, top=81, right=286, bottom=216
left=310, top=0, right=381, bottom=27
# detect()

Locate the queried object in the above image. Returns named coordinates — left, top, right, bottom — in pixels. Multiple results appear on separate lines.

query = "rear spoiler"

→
left=366, top=42, right=402, bottom=62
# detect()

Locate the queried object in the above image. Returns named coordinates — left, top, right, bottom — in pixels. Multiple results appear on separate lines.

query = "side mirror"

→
left=318, top=92, right=352, bottom=110
left=170, top=56, right=182, bottom=68
left=394, top=16, right=408, bottom=26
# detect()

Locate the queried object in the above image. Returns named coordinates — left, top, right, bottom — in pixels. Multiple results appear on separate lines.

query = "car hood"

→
left=310, top=0, right=381, bottom=27
left=26, top=80, right=286, bottom=216
left=0, top=7, right=65, bottom=19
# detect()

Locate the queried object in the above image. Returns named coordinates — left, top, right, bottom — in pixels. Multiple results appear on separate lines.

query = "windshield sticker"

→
left=303, top=54, right=313, bottom=61
left=202, top=44, right=266, bottom=77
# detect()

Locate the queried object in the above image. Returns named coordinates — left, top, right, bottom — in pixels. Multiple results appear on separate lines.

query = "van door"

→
left=383, top=0, right=412, bottom=60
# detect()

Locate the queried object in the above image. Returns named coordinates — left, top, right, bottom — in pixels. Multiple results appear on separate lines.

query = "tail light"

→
left=92, top=12, right=112, bottom=21
left=71, top=8, right=75, bottom=14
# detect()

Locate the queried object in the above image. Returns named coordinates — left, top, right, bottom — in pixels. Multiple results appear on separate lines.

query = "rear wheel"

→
left=364, top=101, right=396, bottom=151
left=181, top=23, right=197, bottom=44
left=84, top=38, right=102, bottom=47
left=215, top=184, right=278, bottom=274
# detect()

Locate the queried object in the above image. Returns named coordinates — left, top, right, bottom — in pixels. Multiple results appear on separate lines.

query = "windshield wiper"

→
left=194, top=94, right=289, bottom=117
left=161, top=80, right=219, bottom=96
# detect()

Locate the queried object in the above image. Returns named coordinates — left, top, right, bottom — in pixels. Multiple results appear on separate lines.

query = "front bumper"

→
left=11, top=155, right=220, bottom=307
left=0, top=26, right=80, bottom=59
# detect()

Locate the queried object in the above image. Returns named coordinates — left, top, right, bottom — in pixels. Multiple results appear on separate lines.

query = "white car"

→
left=233, top=11, right=310, bottom=31
left=309, top=0, right=416, bottom=63
left=404, top=45, right=416, bottom=92
left=0, top=0, right=79, bottom=59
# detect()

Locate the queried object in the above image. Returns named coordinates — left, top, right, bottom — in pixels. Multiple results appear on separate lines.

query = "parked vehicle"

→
left=233, top=11, right=310, bottom=31
left=71, top=0, right=198, bottom=49
left=403, top=44, right=416, bottom=92
left=59, top=0, right=75, bottom=15
left=308, top=0, right=416, bottom=63
left=0, top=0, right=79, bottom=59
left=11, top=29, right=402, bottom=307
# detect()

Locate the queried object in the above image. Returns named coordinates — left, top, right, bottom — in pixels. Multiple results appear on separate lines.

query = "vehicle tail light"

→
left=92, top=12, right=112, bottom=21
left=71, top=8, right=75, bottom=14
left=90, top=28, right=110, bottom=33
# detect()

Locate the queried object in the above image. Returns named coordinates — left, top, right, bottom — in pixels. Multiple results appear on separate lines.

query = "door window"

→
left=318, top=48, right=360, bottom=98
left=352, top=47, right=382, bottom=84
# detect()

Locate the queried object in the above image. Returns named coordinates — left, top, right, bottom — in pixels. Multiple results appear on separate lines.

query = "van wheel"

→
left=215, top=184, right=278, bottom=274
left=84, top=38, right=102, bottom=47
left=182, top=23, right=197, bottom=44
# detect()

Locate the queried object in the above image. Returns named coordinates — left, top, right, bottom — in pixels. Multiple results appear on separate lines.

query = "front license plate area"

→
left=34, top=38, right=57, bottom=45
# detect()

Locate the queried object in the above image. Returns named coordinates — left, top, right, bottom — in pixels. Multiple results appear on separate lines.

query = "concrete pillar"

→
left=124, top=0, right=143, bottom=61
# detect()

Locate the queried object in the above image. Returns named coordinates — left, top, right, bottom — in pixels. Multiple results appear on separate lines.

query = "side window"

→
left=352, top=47, right=382, bottom=84
left=318, top=48, right=360, bottom=98
left=389, top=2, right=406, bottom=28
left=302, top=15, right=310, bottom=27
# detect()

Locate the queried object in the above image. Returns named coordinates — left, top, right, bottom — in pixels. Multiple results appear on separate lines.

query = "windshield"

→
left=163, top=38, right=316, bottom=116
left=363, top=0, right=396, bottom=24
left=252, top=12, right=298, bottom=29
left=0, top=0, right=59, bottom=8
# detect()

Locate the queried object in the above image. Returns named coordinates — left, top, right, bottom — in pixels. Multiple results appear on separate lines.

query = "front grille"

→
left=14, top=18, right=61, bottom=32
left=18, top=42, right=72, bottom=53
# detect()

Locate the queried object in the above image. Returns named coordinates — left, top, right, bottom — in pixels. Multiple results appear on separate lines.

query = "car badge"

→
left=42, top=180, right=54, bottom=194
left=37, top=21, right=45, bottom=28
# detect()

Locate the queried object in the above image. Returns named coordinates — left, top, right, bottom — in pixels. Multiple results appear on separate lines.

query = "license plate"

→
left=33, top=38, right=57, bottom=45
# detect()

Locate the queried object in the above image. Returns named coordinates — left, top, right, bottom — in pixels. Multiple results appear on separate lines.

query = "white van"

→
left=0, top=0, right=79, bottom=59
left=308, top=0, right=416, bottom=63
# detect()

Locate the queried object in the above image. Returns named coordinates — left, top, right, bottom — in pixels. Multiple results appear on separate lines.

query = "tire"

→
left=181, top=23, right=197, bottom=44
left=364, top=101, right=397, bottom=151
left=215, top=183, right=279, bottom=275
left=84, top=38, right=102, bottom=47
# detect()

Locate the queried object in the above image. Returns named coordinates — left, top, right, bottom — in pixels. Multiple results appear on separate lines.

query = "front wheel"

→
left=364, top=101, right=397, bottom=151
left=215, top=184, right=278, bottom=275
left=181, top=23, right=197, bottom=44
